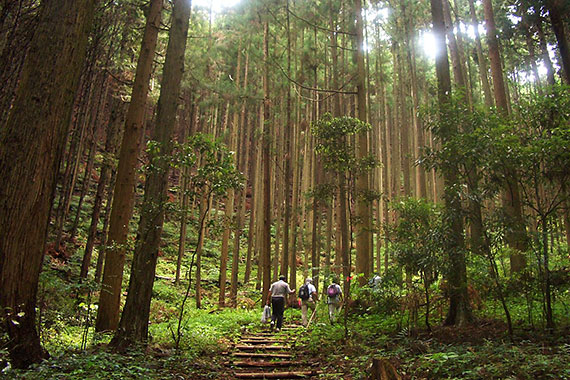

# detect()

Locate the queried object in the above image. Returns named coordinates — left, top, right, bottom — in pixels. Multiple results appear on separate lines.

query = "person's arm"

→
left=266, top=290, right=272, bottom=305
left=287, top=284, right=295, bottom=294
left=311, top=291, right=318, bottom=301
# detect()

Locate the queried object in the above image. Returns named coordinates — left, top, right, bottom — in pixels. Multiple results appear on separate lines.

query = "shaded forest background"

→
left=0, top=0, right=569, bottom=378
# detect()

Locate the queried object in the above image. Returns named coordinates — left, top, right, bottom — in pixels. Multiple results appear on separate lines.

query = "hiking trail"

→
left=225, top=322, right=322, bottom=379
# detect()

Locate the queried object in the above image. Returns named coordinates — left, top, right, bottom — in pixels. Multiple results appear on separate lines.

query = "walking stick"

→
left=306, top=302, right=319, bottom=328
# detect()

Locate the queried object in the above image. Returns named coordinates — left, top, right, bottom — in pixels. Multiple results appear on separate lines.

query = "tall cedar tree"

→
left=96, top=0, right=162, bottom=332
left=80, top=94, right=124, bottom=280
left=354, top=0, right=371, bottom=285
left=219, top=54, right=241, bottom=307
left=261, top=18, right=272, bottom=304
left=483, top=0, right=528, bottom=272
left=0, top=0, right=97, bottom=368
left=111, top=0, right=191, bottom=348
left=429, top=0, right=473, bottom=326
left=545, top=0, right=570, bottom=83
left=280, top=0, right=293, bottom=281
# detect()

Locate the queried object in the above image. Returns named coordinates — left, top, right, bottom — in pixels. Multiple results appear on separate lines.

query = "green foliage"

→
left=153, top=308, right=258, bottom=357
left=4, top=351, right=156, bottom=379
left=311, top=113, right=376, bottom=174
left=174, top=133, right=243, bottom=200
left=406, top=340, right=570, bottom=379
left=351, top=267, right=403, bottom=317
left=388, top=198, right=443, bottom=278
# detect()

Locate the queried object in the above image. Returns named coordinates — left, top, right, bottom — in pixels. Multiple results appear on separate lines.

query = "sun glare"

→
left=419, top=30, right=438, bottom=60
left=192, top=0, right=242, bottom=14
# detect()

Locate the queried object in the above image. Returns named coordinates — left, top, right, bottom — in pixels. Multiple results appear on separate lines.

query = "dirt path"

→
left=225, top=323, right=321, bottom=379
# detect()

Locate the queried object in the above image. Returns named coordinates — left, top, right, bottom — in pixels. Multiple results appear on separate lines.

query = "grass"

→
left=2, top=189, right=570, bottom=379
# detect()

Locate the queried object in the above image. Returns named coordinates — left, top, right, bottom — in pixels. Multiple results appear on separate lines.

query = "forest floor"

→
left=3, top=303, right=570, bottom=379
left=2, top=234, right=569, bottom=379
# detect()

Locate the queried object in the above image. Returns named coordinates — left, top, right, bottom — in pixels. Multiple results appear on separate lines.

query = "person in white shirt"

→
left=300, top=277, right=317, bottom=326
left=266, top=275, right=295, bottom=330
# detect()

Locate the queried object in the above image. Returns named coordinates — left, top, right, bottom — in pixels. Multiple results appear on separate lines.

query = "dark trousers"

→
left=271, top=296, right=285, bottom=329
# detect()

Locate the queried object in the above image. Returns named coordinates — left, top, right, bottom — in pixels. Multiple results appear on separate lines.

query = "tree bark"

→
left=467, top=0, right=493, bottom=107
left=445, top=0, right=485, bottom=255
left=80, top=91, right=124, bottom=280
left=96, top=0, right=162, bottom=332
left=545, top=0, right=570, bottom=83
left=244, top=107, right=259, bottom=285
left=430, top=0, right=473, bottom=326
left=70, top=75, right=106, bottom=240
left=219, top=102, right=238, bottom=307
left=230, top=56, right=250, bottom=305
left=280, top=0, right=293, bottom=281
left=111, top=0, right=190, bottom=348
left=354, top=0, right=371, bottom=286
left=175, top=95, right=195, bottom=285
left=0, top=0, right=97, bottom=367
left=483, top=0, right=528, bottom=272
left=95, top=166, right=117, bottom=283
left=261, top=18, right=272, bottom=304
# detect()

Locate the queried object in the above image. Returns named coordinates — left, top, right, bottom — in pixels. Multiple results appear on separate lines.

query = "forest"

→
left=0, top=0, right=569, bottom=378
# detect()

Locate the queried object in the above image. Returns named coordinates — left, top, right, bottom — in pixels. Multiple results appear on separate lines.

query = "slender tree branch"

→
left=273, top=58, right=357, bottom=95
left=287, top=8, right=356, bottom=36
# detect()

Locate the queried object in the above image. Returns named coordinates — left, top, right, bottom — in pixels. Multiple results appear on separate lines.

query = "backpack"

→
left=327, top=284, right=339, bottom=298
left=298, top=284, right=310, bottom=300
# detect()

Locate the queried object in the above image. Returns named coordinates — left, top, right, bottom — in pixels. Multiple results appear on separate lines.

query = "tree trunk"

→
left=536, top=17, right=556, bottom=87
left=176, top=96, right=192, bottom=285
left=195, top=193, right=209, bottom=309
left=55, top=82, right=91, bottom=250
left=261, top=19, right=272, bottom=304
left=95, top=165, right=117, bottom=283
left=354, top=0, right=371, bottom=286
left=445, top=0, right=485, bottom=255
left=80, top=91, right=124, bottom=280
left=111, top=0, right=191, bottom=349
left=520, top=9, right=543, bottom=93
left=0, top=0, right=97, bottom=368
left=244, top=108, right=259, bottom=285
left=467, top=0, right=493, bottom=107
left=289, top=119, right=300, bottom=293
left=281, top=0, right=293, bottom=281
left=54, top=67, right=92, bottom=248
left=230, top=56, right=250, bottom=305
left=70, top=73, right=109, bottom=241
left=483, top=0, right=528, bottom=272
left=95, top=0, right=162, bottom=332
left=176, top=165, right=190, bottom=286
left=0, top=1, right=38, bottom=126
left=219, top=102, right=238, bottom=307
left=379, top=61, right=391, bottom=273
left=430, top=0, right=473, bottom=326
left=545, top=0, right=570, bottom=83
left=110, top=0, right=190, bottom=348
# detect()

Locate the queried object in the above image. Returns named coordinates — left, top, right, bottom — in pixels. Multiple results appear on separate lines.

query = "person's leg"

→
left=307, top=301, right=315, bottom=324
left=301, top=301, right=308, bottom=326
left=275, top=297, right=285, bottom=329
left=328, top=302, right=335, bottom=322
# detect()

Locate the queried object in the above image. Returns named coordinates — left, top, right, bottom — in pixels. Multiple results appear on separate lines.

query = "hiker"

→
left=326, top=278, right=343, bottom=323
left=299, top=277, right=317, bottom=326
left=369, top=273, right=381, bottom=288
left=266, top=275, right=295, bottom=331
